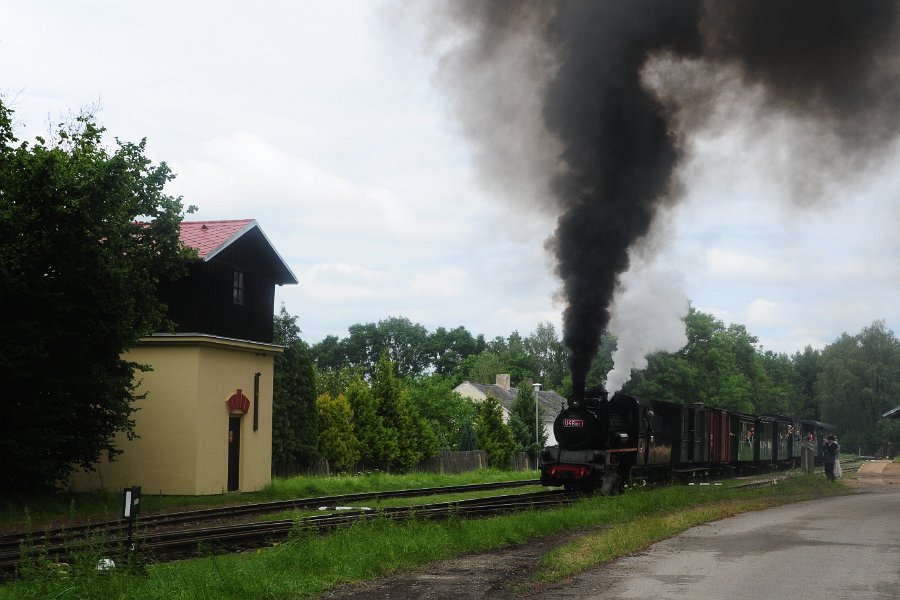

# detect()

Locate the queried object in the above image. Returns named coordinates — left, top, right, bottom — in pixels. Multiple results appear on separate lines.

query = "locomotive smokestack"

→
left=423, top=1, right=900, bottom=393
left=568, top=389, right=583, bottom=409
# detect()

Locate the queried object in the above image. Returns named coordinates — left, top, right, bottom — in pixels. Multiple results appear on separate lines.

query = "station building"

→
left=71, top=219, right=297, bottom=495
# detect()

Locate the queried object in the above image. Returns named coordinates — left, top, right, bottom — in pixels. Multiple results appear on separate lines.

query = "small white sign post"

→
left=122, top=486, right=141, bottom=552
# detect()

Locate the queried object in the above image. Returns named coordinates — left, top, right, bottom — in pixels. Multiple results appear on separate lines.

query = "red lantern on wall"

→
left=227, top=389, right=251, bottom=414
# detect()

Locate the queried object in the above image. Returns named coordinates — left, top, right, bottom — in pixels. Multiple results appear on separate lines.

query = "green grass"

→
left=0, top=469, right=538, bottom=529
left=0, top=474, right=849, bottom=599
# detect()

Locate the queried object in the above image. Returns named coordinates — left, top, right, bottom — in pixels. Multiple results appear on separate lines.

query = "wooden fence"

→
left=415, top=450, right=536, bottom=473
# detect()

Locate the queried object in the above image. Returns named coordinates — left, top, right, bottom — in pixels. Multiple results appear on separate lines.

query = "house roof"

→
left=180, top=219, right=254, bottom=259
left=456, top=381, right=567, bottom=419
left=179, top=219, right=298, bottom=285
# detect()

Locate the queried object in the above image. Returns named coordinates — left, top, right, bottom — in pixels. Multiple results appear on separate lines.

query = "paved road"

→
left=537, top=461, right=900, bottom=600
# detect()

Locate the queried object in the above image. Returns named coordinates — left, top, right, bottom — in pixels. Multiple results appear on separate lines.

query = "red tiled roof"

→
left=179, top=219, right=255, bottom=259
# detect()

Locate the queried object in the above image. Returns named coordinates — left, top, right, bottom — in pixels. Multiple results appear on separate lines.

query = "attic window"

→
left=233, top=270, right=245, bottom=306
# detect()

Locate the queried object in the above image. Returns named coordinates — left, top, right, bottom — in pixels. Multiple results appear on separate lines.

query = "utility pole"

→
left=533, top=382, right=542, bottom=468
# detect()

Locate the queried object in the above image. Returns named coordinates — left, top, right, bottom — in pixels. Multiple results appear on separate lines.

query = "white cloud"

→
left=409, top=268, right=469, bottom=297
left=3, top=0, right=899, bottom=355
left=705, top=249, right=790, bottom=283
left=745, top=298, right=781, bottom=328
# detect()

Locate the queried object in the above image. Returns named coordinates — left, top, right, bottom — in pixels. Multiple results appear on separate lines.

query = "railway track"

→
left=135, top=489, right=573, bottom=562
left=0, top=480, right=547, bottom=578
left=0, top=478, right=540, bottom=556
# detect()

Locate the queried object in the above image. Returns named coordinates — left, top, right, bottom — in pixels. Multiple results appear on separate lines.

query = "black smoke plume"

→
left=426, top=1, right=900, bottom=399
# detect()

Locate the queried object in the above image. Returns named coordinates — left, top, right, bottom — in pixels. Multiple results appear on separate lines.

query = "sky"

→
left=3, top=1, right=899, bottom=359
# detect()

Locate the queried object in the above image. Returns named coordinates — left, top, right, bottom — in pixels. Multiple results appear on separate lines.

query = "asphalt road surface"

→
left=537, top=461, right=900, bottom=600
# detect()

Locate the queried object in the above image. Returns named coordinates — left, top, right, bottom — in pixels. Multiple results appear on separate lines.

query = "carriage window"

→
left=233, top=270, right=245, bottom=305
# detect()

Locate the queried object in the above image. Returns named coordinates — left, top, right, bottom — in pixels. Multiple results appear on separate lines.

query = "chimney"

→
left=495, top=374, right=510, bottom=391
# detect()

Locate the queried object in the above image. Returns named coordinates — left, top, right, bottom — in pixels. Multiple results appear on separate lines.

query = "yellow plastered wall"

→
left=70, top=335, right=280, bottom=495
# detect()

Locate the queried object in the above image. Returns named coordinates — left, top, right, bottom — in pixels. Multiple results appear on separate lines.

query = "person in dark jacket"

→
left=823, top=435, right=840, bottom=481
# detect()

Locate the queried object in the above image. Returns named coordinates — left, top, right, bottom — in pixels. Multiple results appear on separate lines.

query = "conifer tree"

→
left=508, top=384, right=547, bottom=462
left=347, top=378, right=396, bottom=469
left=315, top=392, right=360, bottom=472
left=475, top=395, right=517, bottom=468
left=371, top=351, right=437, bottom=470
left=272, top=305, right=318, bottom=473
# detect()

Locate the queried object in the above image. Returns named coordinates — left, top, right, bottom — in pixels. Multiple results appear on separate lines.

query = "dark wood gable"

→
left=157, top=223, right=297, bottom=344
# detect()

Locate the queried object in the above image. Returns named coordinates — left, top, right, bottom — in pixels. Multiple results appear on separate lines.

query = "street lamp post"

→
left=533, top=383, right=542, bottom=468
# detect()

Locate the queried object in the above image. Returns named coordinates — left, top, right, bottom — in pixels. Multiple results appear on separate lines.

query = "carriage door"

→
left=679, top=406, right=691, bottom=464
left=227, top=416, right=241, bottom=492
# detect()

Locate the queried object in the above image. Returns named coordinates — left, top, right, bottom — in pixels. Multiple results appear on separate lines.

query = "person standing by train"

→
left=823, top=435, right=840, bottom=481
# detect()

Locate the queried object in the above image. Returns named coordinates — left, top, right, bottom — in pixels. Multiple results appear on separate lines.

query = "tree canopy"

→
left=625, top=308, right=797, bottom=415
left=308, top=309, right=900, bottom=457
left=816, top=321, right=900, bottom=451
left=402, top=375, right=476, bottom=451
left=0, top=101, right=194, bottom=490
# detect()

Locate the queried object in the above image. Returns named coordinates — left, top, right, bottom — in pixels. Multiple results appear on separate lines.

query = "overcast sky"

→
left=3, top=1, right=899, bottom=357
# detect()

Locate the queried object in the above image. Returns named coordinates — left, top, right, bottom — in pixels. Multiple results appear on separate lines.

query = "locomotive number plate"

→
left=563, top=418, right=584, bottom=428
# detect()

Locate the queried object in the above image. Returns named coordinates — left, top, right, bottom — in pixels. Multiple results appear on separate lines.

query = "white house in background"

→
left=453, top=374, right=567, bottom=447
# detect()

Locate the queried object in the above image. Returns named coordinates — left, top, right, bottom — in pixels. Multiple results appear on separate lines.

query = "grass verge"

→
left=0, top=469, right=537, bottom=529
left=2, top=474, right=849, bottom=599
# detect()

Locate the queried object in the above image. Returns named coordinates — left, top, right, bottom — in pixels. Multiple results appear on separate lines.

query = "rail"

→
left=1, top=482, right=550, bottom=579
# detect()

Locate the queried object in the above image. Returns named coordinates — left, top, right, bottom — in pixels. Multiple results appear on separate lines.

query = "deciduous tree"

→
left=0, top=102, right=194, bottom=490
left=817, top=321, right=900, bottom=452
left=403, top=375, right=476, bottom=450
left=429, top=326, right=484, bottom=378
left=525, top=322, right=568, bottom=390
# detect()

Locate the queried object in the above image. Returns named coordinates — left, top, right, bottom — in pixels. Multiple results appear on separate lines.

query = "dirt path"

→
left=318, top=526, right=603, bottom=600
left=318, top=462, right=900, bottom=600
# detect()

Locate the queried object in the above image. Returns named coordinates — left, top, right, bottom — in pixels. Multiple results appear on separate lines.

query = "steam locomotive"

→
left=539, top=386, right=833, bottom=494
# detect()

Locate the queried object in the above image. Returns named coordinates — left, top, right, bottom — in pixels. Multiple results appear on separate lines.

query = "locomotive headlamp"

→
left=616, top=432, right=629, bottom=442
